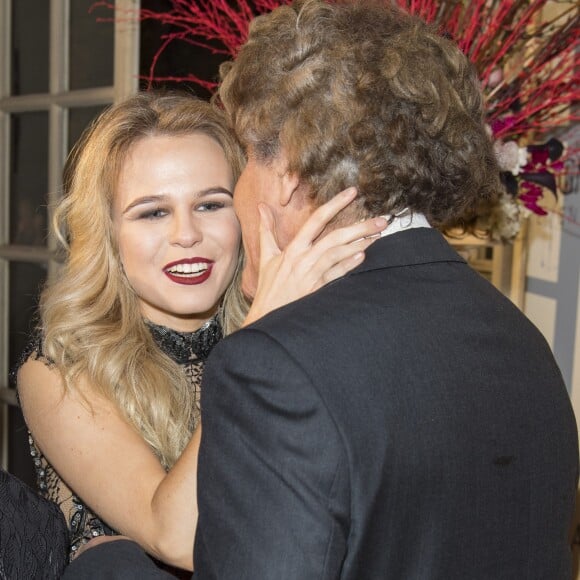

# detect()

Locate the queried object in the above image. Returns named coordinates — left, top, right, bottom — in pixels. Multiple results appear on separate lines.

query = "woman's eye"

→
left=197, top=201, right=225, bottom=212
left=138, top=208, right=167, bottom=219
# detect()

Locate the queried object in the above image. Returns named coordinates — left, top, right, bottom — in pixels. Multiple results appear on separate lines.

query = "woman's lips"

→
left=163, top=258, right=213, bottom=286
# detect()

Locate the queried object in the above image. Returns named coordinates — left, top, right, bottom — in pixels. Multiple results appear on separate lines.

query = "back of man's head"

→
left=218, top=0, right=500, bottom=229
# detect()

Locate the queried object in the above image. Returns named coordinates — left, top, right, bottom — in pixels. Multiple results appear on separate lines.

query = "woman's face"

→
left=113, top=133, right=241, bottom=332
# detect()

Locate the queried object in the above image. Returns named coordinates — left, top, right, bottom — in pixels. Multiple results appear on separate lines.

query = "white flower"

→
left=493, top=140, right=528, bottom=175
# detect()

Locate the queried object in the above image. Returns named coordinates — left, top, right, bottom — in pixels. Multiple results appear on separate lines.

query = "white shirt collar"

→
left=379, top=210, right=431, bottom=237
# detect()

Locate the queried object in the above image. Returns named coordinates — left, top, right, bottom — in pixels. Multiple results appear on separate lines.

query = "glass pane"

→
left=8, top=261, right=47, bottom=383
left=11, top=0, right=50, bottom=95
left=7, top=261, right=48, bottom=487
left=68, top=105, right=109, bottom=153
left=8, top=406, right=36, bottom=487
left=70, top=0, right=114, bottom=90
left=9, top=112, right=49, bottom=245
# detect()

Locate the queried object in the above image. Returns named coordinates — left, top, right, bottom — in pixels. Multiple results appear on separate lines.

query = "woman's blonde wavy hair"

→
left=42, top=92, right=247, bottom=468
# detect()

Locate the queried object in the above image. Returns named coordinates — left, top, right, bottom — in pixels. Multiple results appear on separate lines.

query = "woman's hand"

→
left=244, top=188, right=387, bottom=326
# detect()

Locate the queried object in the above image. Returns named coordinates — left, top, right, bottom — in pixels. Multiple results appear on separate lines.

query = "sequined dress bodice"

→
left=22, top=318, right=222, bottom=561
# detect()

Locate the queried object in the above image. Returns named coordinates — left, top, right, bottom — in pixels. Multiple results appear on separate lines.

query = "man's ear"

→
left=279, top=170, right=301, bottom=207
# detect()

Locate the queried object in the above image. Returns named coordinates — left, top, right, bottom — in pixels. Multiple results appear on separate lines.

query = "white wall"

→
left=524, top=123, right=580, bottom=402
left=522, top=122, right=580, bottom=575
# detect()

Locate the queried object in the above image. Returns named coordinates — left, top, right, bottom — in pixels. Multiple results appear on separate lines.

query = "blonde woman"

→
left=16, top=92, right=385, bottom=574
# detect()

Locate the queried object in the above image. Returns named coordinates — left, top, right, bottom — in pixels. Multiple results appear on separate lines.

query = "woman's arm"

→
left=18, top=359, right=200, bottom=571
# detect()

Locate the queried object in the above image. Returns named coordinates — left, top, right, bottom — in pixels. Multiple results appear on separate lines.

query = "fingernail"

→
left=353, top=252, right=364, bottom=261
left=342, top=187, right=357, bottom=199
left=375, top=217, right=388, bottom=228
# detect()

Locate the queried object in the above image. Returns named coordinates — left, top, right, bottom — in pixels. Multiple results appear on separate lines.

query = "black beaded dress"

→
left=19, top=317, right=222, bottom=562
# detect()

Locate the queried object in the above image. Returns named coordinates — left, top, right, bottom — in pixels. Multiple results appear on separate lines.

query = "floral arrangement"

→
left=95, top=0, right=579, bottom=241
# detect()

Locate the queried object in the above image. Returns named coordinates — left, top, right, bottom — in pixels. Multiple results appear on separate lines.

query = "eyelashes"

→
left=196, top=201, right=226, bottom=212
left=135, top=201, right=228, bottom=220
left=138, top=208, right=167, bottom=220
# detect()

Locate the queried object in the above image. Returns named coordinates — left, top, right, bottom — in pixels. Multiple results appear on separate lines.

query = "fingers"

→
left=318, top=216, right=387, bottom=250
left=292, top=187, right=358, bottom=248
left=286, top=214, right=386, bottom=274
left=299, top=236, right=374, bottom=292
left=320, top=251, right=366, bottom=286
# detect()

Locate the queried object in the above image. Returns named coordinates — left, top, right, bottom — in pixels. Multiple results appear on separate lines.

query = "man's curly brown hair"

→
left=218, top=0, right=501, bottom=230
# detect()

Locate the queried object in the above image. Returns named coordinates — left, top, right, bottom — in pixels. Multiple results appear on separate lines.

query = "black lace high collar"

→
left=146, top=317, right=223, bottom=365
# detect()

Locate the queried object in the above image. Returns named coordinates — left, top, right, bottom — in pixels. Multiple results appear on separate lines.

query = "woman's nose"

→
left=170, top=213, right=202, bottom=247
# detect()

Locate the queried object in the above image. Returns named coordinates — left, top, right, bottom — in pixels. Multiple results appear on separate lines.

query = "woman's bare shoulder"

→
left=18, top=352, right=63, bottom=392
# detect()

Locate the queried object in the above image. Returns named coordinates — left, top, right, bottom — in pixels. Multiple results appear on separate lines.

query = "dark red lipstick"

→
left=163, top=258, right=213, bottom=286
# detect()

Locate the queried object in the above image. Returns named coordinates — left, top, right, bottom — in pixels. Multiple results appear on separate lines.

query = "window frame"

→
left=0, top=0, right=140, bottom=470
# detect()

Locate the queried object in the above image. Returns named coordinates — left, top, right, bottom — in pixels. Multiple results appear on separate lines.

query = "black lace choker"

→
left=146, top=317, right=223, bottom=365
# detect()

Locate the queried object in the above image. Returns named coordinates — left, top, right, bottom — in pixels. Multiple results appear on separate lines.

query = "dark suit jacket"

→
left=194, top=228, right=578, bottom=579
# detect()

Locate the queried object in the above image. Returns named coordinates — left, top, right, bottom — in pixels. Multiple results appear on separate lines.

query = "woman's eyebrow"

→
left=123, top=188, right=233, bottom=214
left=199, top=187, right=233, bottom=198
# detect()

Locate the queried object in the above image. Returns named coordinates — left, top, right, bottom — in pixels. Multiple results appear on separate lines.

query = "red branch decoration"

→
left=92, top=0, right=288, bottom=89
left=95, top=0, right=580, bottom=239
